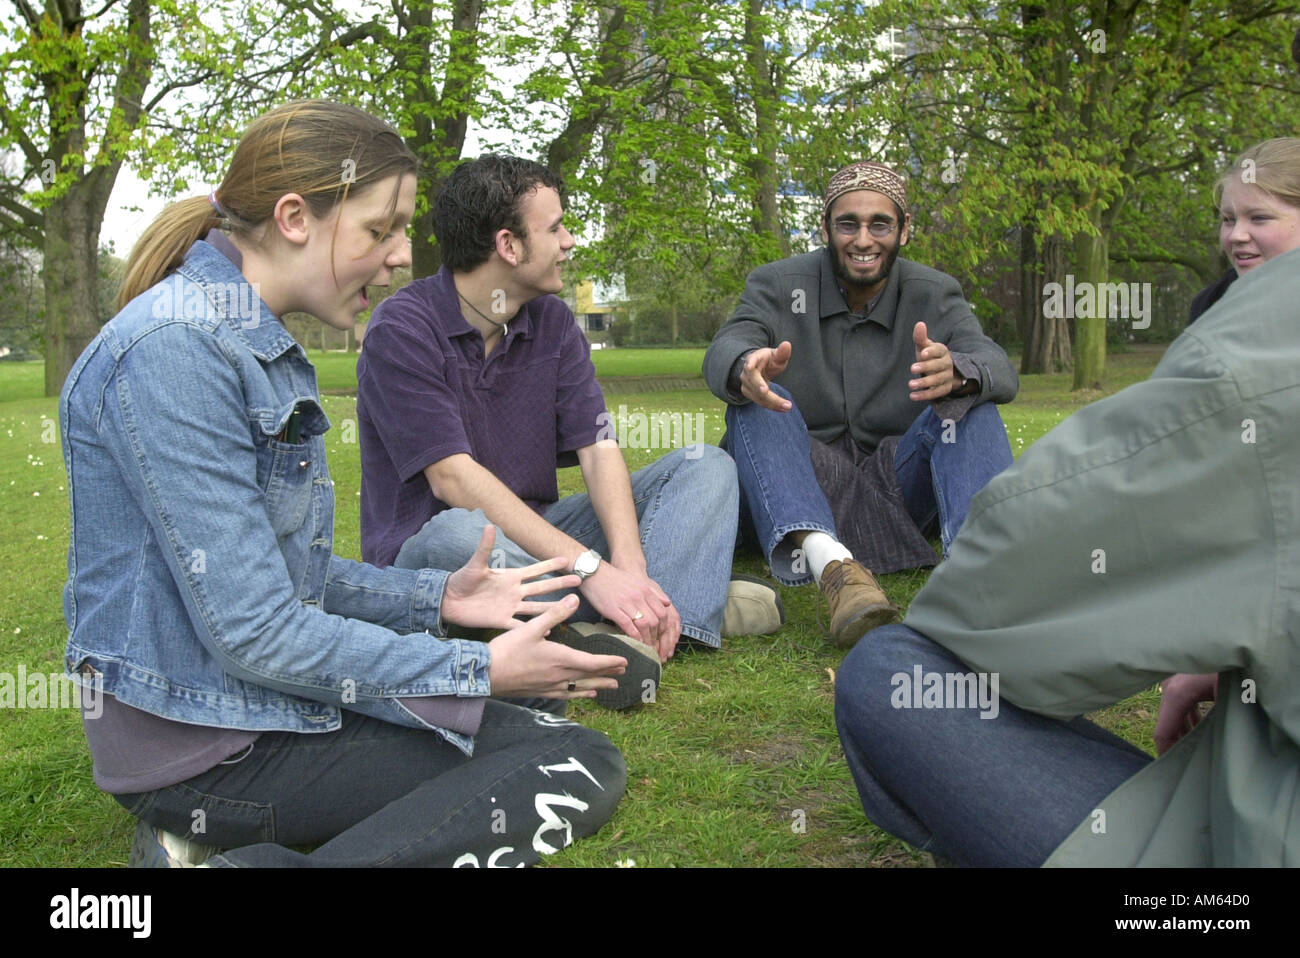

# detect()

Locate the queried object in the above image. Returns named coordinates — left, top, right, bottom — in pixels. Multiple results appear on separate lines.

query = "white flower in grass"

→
left=614, top=858, right=636, bottom=868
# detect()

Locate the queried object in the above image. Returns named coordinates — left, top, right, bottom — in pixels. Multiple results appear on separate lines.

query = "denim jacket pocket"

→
left=252, top=399, right=329, bottom=541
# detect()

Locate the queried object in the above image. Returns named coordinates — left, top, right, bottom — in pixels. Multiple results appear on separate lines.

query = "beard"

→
left=831, top=236, right=901, bottom=297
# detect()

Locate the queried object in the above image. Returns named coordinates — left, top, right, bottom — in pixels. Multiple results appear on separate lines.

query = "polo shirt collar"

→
left=429, top=266, right=536, bottom=344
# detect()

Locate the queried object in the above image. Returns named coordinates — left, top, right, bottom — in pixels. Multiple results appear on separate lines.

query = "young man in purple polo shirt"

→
left=357, top=154, right=782, bottom=709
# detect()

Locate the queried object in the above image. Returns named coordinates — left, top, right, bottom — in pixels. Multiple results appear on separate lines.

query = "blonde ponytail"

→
left=117, top=197, right=222, bottom=310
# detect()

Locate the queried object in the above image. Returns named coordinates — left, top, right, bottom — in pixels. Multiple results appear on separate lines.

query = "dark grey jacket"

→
left=703, top=249, right=1018, bottom=454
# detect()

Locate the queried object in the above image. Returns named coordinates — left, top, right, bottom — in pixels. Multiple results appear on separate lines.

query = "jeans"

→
left=723, top=384, right=1012, bottom=584
left=893, top=402, right=1013, bottom=557
left=116, top=700, right=626, bottom=867
left=834, top=624, right=1151, bottom=867
left=394, top=446, right=738, bottom=648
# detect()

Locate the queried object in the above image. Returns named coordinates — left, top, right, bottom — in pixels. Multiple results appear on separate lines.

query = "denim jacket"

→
left=60, top=240, right=491, bottom=754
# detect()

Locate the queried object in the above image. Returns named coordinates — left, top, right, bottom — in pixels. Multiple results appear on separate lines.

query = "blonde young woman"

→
left=60, top=101, right=628, bottom=867
left=1189, top=137, right=1300, bottom=323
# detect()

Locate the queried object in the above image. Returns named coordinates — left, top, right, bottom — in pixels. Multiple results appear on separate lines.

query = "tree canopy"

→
left=3, top=0, right=1298, bottom=393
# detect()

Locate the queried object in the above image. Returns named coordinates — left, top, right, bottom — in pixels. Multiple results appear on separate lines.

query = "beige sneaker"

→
left=819, top=559, right=900, bottom=649
left=549, top=622, right=661, bottom=710
left=722, top=575, right=785, bottom=637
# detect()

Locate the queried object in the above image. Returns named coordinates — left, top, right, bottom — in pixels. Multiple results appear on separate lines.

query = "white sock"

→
left=799, top=531, right=852, bottom=583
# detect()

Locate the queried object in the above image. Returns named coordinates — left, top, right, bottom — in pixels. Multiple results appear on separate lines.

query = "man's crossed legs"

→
left=394, top=446, right=738, bottom=649
left=723, top=383, right=1012, bottom=646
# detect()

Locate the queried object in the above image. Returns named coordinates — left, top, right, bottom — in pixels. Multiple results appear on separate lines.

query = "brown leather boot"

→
left=819, top=559, right=900, bottom=648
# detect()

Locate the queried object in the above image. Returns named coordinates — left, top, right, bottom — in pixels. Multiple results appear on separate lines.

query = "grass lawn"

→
left=0, top=361, right=43, bottom=404
left=0, top=344, right=1167, bottom=867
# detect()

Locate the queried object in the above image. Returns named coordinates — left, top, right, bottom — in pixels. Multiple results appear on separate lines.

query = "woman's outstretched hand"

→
left=441, top=525, right=581, bottom=630
left=488, top=595, right=628, bottom=700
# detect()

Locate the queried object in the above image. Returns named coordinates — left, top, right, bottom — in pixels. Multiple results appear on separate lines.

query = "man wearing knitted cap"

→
left=703, top=160, right=1018, bottom=648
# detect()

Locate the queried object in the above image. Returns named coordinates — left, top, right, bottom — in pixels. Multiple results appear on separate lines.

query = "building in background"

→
left=568, top=276, right=627, bottom=348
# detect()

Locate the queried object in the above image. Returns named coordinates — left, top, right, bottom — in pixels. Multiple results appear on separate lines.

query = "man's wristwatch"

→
left=573, top=549, right=602, bottom=581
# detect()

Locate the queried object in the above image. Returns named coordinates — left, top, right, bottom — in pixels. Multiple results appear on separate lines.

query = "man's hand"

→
left=1154, top=672, right=1219, bottom=756
left=488, top=595, right=628, bottom=700
left=580, top=561, right=681, bottom=663
left=739, top=341, right=794, bottom=411
left=909, top=322, right=960, bottom=402
left=442, top=526, right=581, bottom=629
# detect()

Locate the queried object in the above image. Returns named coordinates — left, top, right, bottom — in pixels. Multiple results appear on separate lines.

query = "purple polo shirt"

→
left=357, top=268, right=609, bottom=568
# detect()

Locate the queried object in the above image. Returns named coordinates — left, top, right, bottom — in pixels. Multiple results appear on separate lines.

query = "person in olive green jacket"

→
left=835, top=244, right=1300, bottom=867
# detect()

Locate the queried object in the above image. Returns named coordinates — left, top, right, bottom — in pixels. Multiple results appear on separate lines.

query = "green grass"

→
left=240, top=348, right=709, bottom=397
left=590, top=347, right=707, bottom=379
left=312, top=351, right=369, bottom=394
left=0, top=361, right=44, bottom=404
left=0, top=345, right=1168, bottom=867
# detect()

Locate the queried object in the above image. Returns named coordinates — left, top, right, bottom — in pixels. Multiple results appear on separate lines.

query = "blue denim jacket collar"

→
left=177, top=240, right=301, bottom=362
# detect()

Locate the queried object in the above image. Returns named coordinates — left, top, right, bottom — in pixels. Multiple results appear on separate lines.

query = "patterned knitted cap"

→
left=823, top=161, right=908, bottom=220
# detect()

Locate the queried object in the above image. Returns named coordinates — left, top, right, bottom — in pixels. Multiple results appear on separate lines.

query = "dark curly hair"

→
left=434, top=154, right=565, bottom=272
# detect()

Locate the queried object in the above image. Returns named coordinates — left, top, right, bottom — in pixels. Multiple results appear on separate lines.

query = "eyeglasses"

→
left=832, top=217, right=899, bottom=238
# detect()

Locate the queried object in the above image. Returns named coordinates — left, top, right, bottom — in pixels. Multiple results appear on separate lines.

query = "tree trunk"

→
left=1017, top=223, right=1035, bottom=353
left=407, top=0, right=483, bottom=278
left=1071, top=227, right=1108, bottom=391
left=412, top=206, right=443, bottom=279
left=544, top=5, right=630, bottom=183
left=36, top=0, right=152, bottom=395
left=1021, top=230, right=1071, bottom=374
left=43, top=193, right=103, bottom=396
left=743, top=0, right=788, bottom=257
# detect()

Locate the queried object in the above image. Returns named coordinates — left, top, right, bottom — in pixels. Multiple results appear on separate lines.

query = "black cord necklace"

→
left=457, top=288, right=509, bottom=335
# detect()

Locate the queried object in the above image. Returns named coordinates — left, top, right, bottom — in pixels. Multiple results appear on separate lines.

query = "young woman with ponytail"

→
left=61, top=100, right=628, bottom=867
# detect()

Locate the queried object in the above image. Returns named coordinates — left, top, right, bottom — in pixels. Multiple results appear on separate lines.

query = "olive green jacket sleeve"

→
left=905, top=248, right=1300, bottom=866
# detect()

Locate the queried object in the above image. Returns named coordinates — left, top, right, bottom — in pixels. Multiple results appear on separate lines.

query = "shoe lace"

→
left=820, top=560, right=850, bottom=602
left=815, top=561, right=850, bottom=637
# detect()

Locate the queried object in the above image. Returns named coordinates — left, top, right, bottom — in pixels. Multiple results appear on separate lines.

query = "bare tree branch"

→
left=0, top=191, right=44, bottom=235
left=12, top=0, right=41, bottom=27
left=86, top=0, right=122, bottom=19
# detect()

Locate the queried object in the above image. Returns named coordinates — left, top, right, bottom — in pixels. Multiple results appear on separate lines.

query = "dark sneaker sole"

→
left=831, top=603, right=901, bottom=649
left=548, top=624, right=661, bottom=710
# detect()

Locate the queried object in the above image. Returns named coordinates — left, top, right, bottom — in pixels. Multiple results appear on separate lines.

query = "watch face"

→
left=575, top=550, right=600, bottom=577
